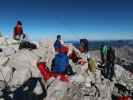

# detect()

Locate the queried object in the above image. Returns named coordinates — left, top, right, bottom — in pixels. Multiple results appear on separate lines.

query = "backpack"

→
left=88, top=57, right=97, bottom=73
left=19, top=41, right=37, bottom=50
left=107, top=47, right=115, bottom=63
left=52, top=53, right=69, bottom=73
left=102, top=46, right=108, bottom=55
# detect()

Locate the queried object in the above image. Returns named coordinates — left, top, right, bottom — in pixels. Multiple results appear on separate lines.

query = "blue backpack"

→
left=52, top=53, right=69, bottom=73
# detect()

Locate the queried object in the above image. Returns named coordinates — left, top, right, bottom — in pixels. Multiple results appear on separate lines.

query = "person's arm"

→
left=21, top=27, right=23, bottom=34
left=13, top=27, right=16, bottom=39
left=78, top=53, right=90, bottom=65
left=113, top=49, right=116, bottom=62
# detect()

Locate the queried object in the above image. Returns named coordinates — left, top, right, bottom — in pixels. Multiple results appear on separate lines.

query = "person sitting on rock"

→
left=51, top=46, right=75, bottom=76
left=13, top=20, right=25, bottom=40
left=53, top=35, right=64, bottom=52
left=71, top=39, right=96, bottom=73
left=78, top=39, right=91, bottom=65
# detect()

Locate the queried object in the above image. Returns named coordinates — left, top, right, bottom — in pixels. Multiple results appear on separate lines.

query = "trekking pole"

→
left=0, top=69, right=8, bottom=89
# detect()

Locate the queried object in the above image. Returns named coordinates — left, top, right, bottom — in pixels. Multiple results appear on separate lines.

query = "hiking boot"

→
left=67, top=72, right=76, bottom=76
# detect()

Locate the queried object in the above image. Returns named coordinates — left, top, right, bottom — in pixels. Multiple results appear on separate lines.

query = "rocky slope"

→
left=0, top=37, right=132, bottom=100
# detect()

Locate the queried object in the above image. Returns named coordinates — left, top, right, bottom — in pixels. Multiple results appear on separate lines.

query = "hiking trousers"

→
left=106, top=62, right=115, bottom=80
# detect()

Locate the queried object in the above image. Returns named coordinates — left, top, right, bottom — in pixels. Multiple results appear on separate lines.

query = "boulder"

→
left=9, top=68, right=32, bottom=87
left=7, top=50, right=41, bottom=77
left=0, top=65, right=14, bottom=90
left=0, top=66, right=13, bottom=83
left=3, top=47, right=16, bottom=56
left=0, top=56, right=9, bottom=65
left=0, top=37, right=8, bottom=46
left=115, top=64, right=133, bottom=90
left=45, top=79, right=69, bottom=100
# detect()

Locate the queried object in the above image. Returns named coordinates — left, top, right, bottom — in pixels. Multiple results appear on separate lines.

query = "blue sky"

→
left=0, top=0, right=133, bottom=40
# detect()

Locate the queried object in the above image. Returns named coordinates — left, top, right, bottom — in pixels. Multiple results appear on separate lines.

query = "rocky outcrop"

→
left=0, top=38, right=132, bottom=100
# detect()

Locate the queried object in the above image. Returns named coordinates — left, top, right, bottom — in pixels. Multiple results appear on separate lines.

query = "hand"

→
left=78, top=60, right=86, bottom=65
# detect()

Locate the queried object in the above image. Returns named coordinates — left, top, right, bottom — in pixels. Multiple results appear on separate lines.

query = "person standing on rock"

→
left=106, top=46, right=115, bottom=81
left=13, top=20, right=25, bottom=40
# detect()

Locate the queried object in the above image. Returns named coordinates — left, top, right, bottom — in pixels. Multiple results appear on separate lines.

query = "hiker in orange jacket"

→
left=13, top=20, right=25, bottom=40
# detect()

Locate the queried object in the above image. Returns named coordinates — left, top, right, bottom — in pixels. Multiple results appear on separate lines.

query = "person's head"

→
left=16, top=20, right=22, bottom=26
left=108, top=46, right=113, bottom=53
left=57, top=35, right=61, bottom=41
left=79, top=39, right=89, bottom=53
left=100, top=44, right=104, bottom=49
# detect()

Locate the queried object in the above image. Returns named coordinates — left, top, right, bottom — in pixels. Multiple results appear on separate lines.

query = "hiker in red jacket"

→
left=13, top=20, right=25, bottom=40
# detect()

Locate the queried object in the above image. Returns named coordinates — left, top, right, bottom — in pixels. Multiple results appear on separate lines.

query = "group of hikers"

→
left=51, top=35, right=116, bottom=81
left=1, top=20, right=116, bottom=82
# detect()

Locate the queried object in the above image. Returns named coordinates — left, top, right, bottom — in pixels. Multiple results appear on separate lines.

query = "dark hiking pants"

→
left=106, top=62, right=115, bottom=80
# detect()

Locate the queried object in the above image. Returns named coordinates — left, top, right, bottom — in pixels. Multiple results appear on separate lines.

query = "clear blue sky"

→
left=0, top=0, right=133, bottom=40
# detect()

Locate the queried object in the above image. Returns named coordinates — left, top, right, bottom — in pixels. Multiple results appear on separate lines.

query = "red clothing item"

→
left=14, top=25, right=23, bottom=36
left=117, top=96, right=131, bottom=100
left=37, top=62, right=69, bottom=82
left=59, top=46, right=69, bottom=54
left=69, top=50, right=79, bottom=63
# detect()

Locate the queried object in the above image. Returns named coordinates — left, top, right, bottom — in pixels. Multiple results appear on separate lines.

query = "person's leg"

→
left=65, top=65, right=75, bottom=76
left=14, top=35, right=20, bottom=40
left=110, top=63, right=115, bottom=80
left=0, top=48, right=2, bottom=52
left=101, top=54, right=104, bottom=65
left=105, top=63, right=110, bottom=79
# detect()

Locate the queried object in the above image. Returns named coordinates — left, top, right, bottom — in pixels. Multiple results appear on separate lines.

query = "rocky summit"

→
left=0, top=37, right=132, bottom=100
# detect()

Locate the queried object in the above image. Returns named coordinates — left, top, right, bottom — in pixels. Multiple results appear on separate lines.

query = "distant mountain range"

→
left=65, top=40, right=133, bottom=50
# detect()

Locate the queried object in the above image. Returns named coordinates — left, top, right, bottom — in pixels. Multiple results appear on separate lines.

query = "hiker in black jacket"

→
left=106, top=46, right=115, bottom=81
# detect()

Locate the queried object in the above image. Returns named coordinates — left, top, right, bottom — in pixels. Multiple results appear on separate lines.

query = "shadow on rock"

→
left=0, top=77, right=47, bottom=100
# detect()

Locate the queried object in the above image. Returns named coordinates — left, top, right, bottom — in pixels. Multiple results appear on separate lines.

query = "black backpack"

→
left=107, top=47, right=115, bottom=63
left=19, top=41, right=37, bottom=50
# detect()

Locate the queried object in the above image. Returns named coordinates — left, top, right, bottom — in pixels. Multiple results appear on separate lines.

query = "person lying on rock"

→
left=53, top=35, right=64, bottom=52
left=51, top=46, right=75, bottom=76
left=13, top=20, right=26, bottom=40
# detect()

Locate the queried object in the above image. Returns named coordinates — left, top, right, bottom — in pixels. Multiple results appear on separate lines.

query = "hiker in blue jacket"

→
left=54, top=35, right=63, bottom=52
left=51, top=46, right=75, bottom=75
